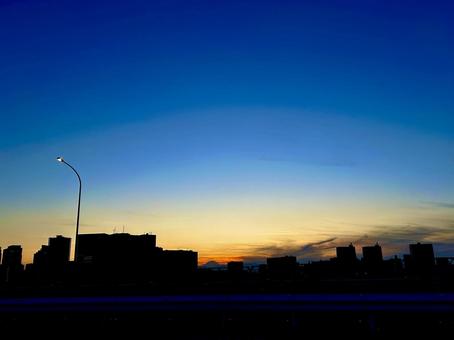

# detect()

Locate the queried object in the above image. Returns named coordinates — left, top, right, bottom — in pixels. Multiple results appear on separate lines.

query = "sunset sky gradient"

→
left=1, top=0, right=454, bottom=264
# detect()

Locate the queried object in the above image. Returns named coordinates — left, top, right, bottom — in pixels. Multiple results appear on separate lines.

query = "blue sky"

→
left=1, top=0, right=454, bottom=263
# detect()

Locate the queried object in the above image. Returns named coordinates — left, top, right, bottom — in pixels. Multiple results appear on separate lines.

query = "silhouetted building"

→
left=31, top=236, right=71, bottom=281
left=362, top=243, right=383, bottom=274
left=403, top=254, right=412, bottom=270
left=77, top=233, right=157, bottom=265
left=362, top=243, right=383, bottom=265
left=2, top=245, right=22, bottom=268
left=158, top=250, right=198, bottom=276
left=410, top=243, right=435, bottom=264
left=258, top=264, right=268, bottom=276
left=383, top=256, right=403, bottom=276
left=305, top=259, right=337, bottom=279
left=48, top=235, right=71, bottom=267
left=436, top=257, right=454, bottom=267
left=407, top=243, right=435, bottom=273
left=227, top=261, right=244, bottom=274
left=33, top=245, right=50, bottom=267
left=2, top=245, right=23, bottom=283
left=336, top=244, right=357, bottom=267
left=76, top=233, right=160, bottom=282
left=267, top=256, right=298, bottom=278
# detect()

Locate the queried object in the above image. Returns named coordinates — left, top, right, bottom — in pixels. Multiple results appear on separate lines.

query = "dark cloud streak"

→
left=422, top=201, right=454, bottom=209
left=243, top=222, right=454, bottom=263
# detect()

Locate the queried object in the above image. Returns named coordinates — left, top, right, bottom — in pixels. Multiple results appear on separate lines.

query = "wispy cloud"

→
left=358, top=223, right=454, bottom=256
left=239, top=222, right=454, bottom=263
left=422, top=201, right=454, bottom=209
left=246, top=237, right=338, bottom=262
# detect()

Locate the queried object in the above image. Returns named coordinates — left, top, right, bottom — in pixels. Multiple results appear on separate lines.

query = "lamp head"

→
left=56, top=156, right=64, bottom=163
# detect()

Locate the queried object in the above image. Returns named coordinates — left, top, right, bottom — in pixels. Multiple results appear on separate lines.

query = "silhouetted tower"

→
left=33, top=245, right=50, bottom=267
left=362, top=243, right=383, bottom=274
left=336, top=243, right=357, bottom=266
left=2, top=245, right=23, bottom=283
left=2, top=245, right=22, bottom=268
left=362, top=243, right=383, bottom=265
left=408, top=242, right=435, bottom=273
left=48, top=235, right=71, bottom=267
left=33, top=236, right=71, bottom=271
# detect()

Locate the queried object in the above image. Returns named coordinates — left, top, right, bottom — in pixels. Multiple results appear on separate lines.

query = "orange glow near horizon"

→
left=9, top=195, right=454, bottom=266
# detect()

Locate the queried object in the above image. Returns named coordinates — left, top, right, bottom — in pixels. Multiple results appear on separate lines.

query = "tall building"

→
left=48, top=235, right=71, bottom=267
left=2, top=245, right=23, bottom=283
left=407, top=243, right=435, bottom=272
left=2, top=245, right=22, bottom=268
left=336, top=243, right=357, bottom=266
left=32, top=235, right=71, bottom=273
left=362, top=243, right=383, bottom=266
left=33, top=245, right=50, bottom=267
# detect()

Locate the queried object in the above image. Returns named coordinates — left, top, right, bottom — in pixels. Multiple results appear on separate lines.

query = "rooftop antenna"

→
left=113, top=226, right=116, bottom=234
left=122, top=225, right=125, bottom=233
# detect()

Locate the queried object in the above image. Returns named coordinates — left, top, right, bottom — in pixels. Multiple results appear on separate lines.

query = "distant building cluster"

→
left=1, top=235, right=453, bottom=289
left=254, top=242, right=439, bottom=280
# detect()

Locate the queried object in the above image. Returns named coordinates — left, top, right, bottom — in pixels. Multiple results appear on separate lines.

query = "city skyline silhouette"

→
left=0, top=230, right=449, bottom=286
left=2, top=0, right=454, bottom=336
left=2, top=228, right=454, bottom=268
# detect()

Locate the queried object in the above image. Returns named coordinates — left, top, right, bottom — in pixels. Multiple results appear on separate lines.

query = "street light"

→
left=57, top=156, right=82, bottom=262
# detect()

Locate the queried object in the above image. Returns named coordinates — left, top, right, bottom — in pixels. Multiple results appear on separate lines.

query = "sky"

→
left=1, top=0, right=454, bottom=265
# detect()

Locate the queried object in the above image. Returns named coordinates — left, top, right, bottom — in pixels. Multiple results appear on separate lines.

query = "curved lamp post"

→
left=57, top=157, right=81, bottom=262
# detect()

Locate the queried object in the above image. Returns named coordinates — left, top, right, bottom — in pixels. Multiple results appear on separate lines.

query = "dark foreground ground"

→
left=2, top=293, right=454, bottom=338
